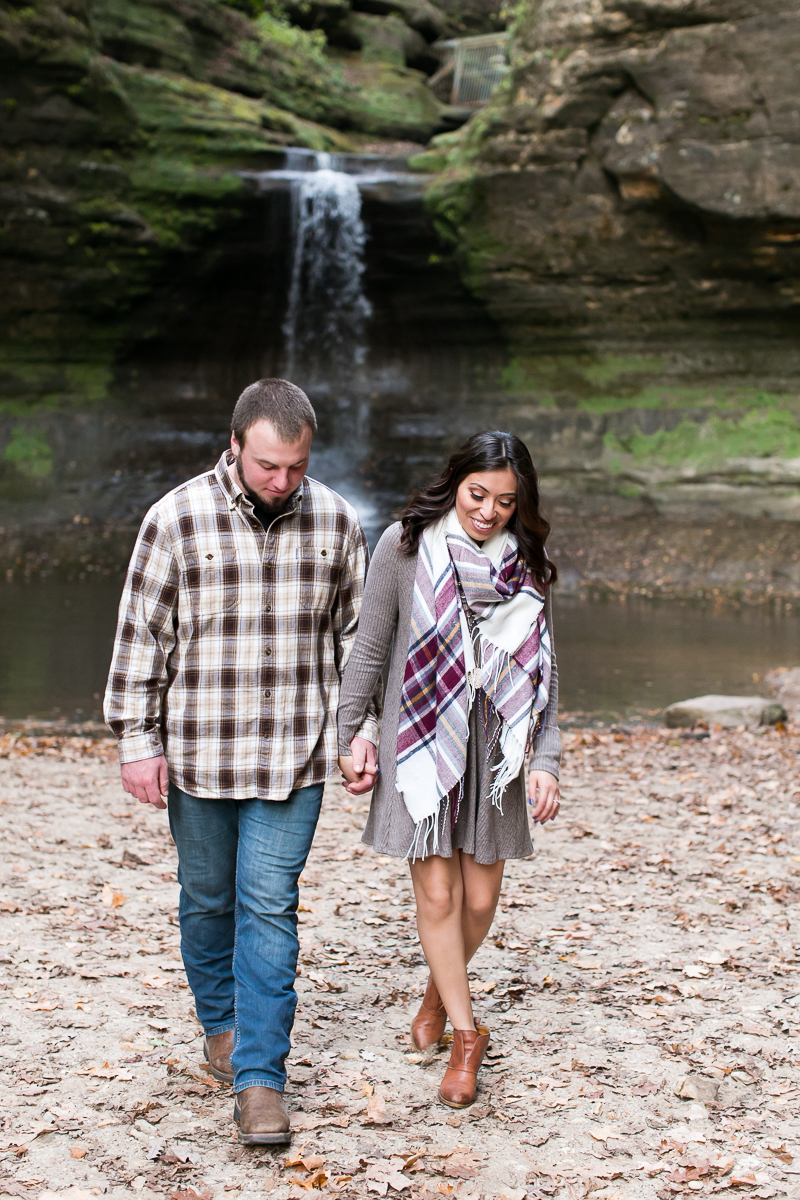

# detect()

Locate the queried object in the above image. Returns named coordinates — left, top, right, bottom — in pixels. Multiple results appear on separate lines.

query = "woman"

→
left=337, top=430, right=561, bottom=1108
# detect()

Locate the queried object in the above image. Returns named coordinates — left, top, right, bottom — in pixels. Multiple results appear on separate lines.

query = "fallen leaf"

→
left=631, top=1078, right=660, bottom=1095
left=365, top=1161, right=413, bottom=1194
left=26, top=1122, right=57, bottom=1139
left=364, top=1093, right=391, bottom=1125
left=140, top=974, right=168, bottom=988
left=284, top=1153, right=325, bottom=1173
left=590, top=1127, right=617, bottom=1142
left=696, top=950, right=728, bottom=965
left=306, top=971, right=344, bottom=992
left=290, top=1114, right=349, bottom=1131
left=100, top=882, right=125, bottom=908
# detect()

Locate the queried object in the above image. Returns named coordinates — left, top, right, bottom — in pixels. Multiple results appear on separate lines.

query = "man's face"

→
left=230, top=419, right=312, bottom=513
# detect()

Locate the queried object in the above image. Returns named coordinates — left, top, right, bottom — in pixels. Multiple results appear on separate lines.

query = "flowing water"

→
left=279, top=151, right=371, bottom=380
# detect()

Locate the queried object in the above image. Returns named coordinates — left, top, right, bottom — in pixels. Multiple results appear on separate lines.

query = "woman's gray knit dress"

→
left=337, top=522, right=561, bottom=864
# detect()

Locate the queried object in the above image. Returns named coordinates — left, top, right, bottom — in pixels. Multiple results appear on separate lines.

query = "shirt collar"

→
left=214, top=450, right=304, bottom=517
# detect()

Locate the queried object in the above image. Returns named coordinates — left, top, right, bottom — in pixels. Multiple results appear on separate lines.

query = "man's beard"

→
left=235, top=454, right=291, bottom=515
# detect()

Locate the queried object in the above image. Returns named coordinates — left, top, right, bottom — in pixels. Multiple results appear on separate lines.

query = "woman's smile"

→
left=468, top=513, right=495, bottom=535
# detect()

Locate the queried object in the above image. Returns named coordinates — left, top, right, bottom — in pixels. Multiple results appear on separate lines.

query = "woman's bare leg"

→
left=460, top=853, right=505, bottom=963
left=409, top=852, right=506, bottom=1031
left=409, top=852, right=475, bottom=1031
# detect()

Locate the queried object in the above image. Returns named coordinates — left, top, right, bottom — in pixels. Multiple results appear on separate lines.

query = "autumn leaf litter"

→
left=0, top=726, right=799, bottom=1200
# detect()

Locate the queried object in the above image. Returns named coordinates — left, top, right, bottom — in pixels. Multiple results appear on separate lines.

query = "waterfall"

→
left=282, top=151, right=372, bottom=382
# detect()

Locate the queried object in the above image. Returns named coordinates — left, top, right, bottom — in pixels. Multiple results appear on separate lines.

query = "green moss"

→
left=580, top=386, right=800, bottom=413
left=334, top=55, right=442, bottom=139
left=581, top=356, right=665, bottom=387
left=3, top=427, right=54, bottom=479
left=604, top=409, right=800, bottom=473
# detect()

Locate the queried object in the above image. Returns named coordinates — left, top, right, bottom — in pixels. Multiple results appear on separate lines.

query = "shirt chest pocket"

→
left=297, top=544, right=338, bottom=612
left=183, top=549, right=241, bottom=616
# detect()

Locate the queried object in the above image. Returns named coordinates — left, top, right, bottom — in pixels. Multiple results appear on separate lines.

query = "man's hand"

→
left=120, top=755, right=169, bottom=809
left=528, top=769, right=560, bottom=824
left=338, top=736, right=378, bottom=796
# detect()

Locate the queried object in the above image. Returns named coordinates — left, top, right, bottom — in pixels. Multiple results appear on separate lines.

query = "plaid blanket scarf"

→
left=396, top=508, right=551, bottom=857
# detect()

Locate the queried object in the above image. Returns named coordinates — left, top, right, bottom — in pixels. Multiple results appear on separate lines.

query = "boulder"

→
left=665, top=695, right=787, bottom=729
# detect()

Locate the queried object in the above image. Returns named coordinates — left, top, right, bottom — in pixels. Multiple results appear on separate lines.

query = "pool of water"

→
left=2, top=578, right=799, bottom=724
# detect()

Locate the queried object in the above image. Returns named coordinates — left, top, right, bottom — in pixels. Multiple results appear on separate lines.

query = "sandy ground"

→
left=1, top=727, right=799, bottom=1200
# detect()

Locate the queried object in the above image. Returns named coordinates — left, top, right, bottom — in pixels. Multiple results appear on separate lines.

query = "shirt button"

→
left=265, top=605, right=272, bottom=613
left=266, top=647, right=272, bottom=656
left=264, top=690, right=271, bottom=698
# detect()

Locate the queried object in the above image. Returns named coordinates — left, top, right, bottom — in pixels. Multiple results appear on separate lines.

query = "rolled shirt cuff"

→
left=116, top=733, right=165, bottom=765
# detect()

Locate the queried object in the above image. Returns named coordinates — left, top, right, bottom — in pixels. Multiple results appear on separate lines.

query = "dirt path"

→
left=1, top=727, right=799, bottom=1200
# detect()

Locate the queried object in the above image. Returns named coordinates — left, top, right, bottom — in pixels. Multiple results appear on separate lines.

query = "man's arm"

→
left=104, top=508, right=179, bottom=808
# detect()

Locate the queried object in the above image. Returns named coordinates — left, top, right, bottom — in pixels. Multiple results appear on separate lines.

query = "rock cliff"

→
left=426, top=0, right=800, bottom=344
left=0, top=0, right=460, bottom=412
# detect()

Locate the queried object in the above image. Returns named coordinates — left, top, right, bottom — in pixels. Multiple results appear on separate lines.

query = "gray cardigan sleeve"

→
left=337, top=524, right=400, bottom=753
left=529, top=585, right=561, bottom=779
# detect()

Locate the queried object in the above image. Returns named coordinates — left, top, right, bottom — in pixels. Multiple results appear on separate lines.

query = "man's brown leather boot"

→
left=438, top=1026, right=490, bottom=1108
left=203, top=1031, right=234, bottom=1084
left=411, top=974, right=447, bottom=1051
left=234, top=1086, right=291, bottom=1145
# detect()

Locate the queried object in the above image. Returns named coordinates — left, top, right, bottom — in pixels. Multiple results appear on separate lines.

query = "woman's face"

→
left=454, top=468, right=518, bottom=542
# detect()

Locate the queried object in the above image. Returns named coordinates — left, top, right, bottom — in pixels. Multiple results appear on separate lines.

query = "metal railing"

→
left=428, top=32, right=509, bottom=108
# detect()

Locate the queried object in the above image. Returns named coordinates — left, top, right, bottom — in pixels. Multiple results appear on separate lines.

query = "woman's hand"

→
left=339, top=736, right=378, bottom=796
left=528, top=770, right=560, bottom=824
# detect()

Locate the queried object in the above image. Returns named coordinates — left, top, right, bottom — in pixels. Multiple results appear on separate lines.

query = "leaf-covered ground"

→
left=0, top=727, right=799, bottom=1200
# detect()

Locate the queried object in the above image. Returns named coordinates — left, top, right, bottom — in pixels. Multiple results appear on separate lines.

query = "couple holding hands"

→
left=106, top=378, right=561, bottom=1146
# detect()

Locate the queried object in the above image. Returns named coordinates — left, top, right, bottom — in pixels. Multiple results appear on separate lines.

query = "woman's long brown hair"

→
left=399, top=430, right=557, bottom=589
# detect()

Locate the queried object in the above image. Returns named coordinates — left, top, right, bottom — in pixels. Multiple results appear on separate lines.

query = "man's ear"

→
left=230, top=432, right=240, bottom=454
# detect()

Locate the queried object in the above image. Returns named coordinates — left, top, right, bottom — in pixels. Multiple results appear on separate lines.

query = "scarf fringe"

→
left=404, top=805, right=439, bottom=863
left=488, top=756, right=516, bottom=814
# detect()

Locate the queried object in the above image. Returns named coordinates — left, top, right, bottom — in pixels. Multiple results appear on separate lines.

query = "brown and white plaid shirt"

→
left=104, top=451, right=379, bottom=800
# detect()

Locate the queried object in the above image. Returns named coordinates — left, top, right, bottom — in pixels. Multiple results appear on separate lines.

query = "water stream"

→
left=279, top=151, right=371, bottom=381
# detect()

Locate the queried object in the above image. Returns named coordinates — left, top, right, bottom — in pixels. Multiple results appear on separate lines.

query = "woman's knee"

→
left=464, top=891, right=499, bottom=926
left=417, top=880, right=461, bottom=923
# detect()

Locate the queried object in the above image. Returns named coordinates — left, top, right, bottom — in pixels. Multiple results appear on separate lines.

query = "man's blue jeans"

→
left=167, top=781, right=324, bottom=1093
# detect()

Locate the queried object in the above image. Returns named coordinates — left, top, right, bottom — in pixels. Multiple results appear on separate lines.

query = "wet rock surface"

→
left=1, top=726, right=799, bottom=1198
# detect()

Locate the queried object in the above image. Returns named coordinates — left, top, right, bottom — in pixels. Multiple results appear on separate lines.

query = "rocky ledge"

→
left=425, top=0, right=800, bottom=344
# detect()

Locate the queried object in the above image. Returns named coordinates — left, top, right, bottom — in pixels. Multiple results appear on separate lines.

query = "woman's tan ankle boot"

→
left=438, top=1026, right=490, bottom=1108
left=410, top=974, right=447, bottom=1051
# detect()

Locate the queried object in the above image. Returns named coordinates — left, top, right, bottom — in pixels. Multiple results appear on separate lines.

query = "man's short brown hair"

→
left=232, top=378, right=318, bottom=447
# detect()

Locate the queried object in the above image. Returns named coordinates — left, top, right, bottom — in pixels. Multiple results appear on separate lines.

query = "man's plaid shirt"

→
left=105, top=451, right=379, bottom=800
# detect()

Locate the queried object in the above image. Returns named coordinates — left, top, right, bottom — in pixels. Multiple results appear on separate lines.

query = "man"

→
left=104, top=378, right=378, bottom=1145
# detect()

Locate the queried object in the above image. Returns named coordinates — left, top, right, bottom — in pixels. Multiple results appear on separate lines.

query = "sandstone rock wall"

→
left=427, top=0, right=800, bottom=342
